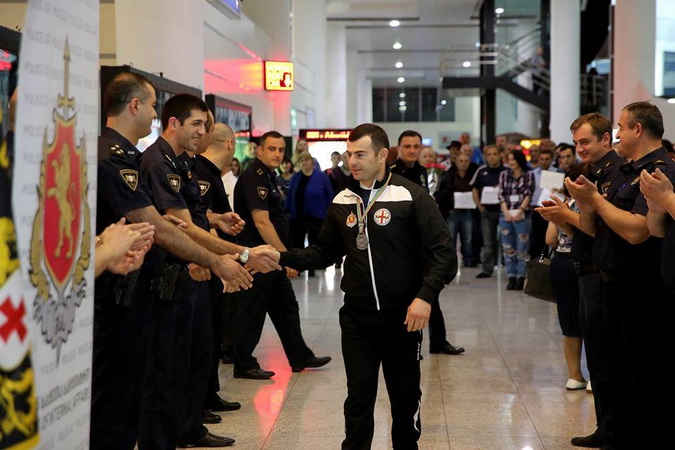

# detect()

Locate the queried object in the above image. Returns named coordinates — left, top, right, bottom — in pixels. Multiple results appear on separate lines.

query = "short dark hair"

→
left=447, top=140, right=462, bottom=151
left=331, top=151, right=341, bottom=157
left=511, top=150, right=529, bottom=171
left=397, top=130, right=422, bottom=145
left=160, top=93, right=208, bottom=130
left=622, top=102, right=664, bottom=139
left=539, top=148, right=554, bottom=158
left=103, top=72, right=154, bottom=117
left=569, top=113, right=612, bottom=141
left=259, top=130, right=285, bottom=148
left=348, top=123, right=390, bottom=154
left=557, top=143, right=576, bottom=155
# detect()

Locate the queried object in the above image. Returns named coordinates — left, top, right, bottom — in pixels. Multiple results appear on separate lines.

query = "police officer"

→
left=538, top=113, right=622, bottom=448
left=231, top=130, right=331, bottom=379
left=191, top=121, right=243, bottom=414
left=390, top=130, right=464, bottom=356
left=93, top=73, right=255, bottom=450
left=566, top=102, right=675, bottom=449
left=139, top=94, right=280, bottom=448
left=270, top=123, right=457, bottom=449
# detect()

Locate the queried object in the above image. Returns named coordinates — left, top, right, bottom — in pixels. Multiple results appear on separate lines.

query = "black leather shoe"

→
left=204, top=410, right=222, bottom=424
left=515, top=277, right=525, bottom=290
left=430, top=342, right=465, bottom=355
left=475, top=272, right=492, bottom=279
left=292, top=356, right=332, bottom=372
left=571, top=430, right=604, bottom=448
left=506, top=277, right=516, bottom=290
left=178, top=432, right=235, bottom=447
left=233, top=367, right=275, bottom=379
left=207, top=395, right=241, bottom=412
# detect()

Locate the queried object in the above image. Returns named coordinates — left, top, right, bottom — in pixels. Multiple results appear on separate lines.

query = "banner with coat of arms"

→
left=9, top=0, right=99, bottom=448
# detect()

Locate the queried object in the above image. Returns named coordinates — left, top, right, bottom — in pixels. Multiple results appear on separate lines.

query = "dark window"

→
left=372, top=87, right=455, bottom=122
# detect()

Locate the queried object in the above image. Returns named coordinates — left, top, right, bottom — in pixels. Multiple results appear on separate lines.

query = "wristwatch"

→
left=238, top=247, right=250, bottom=264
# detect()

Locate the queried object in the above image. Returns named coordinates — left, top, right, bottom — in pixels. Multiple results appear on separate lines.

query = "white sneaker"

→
left=586, top=380, right=592, bottom=393
left=566, top=378, right=588, bottom=390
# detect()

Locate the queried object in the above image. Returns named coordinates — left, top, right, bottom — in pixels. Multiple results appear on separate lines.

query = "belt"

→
left=573, top=262, right=599, bottom=277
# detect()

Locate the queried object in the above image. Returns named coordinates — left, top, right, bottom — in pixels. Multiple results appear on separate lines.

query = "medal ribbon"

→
left=355, top=173, right=391, bottom=234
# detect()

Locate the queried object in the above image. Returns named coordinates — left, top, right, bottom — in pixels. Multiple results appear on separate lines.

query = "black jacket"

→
left=281, top=170, right=457, bottom=311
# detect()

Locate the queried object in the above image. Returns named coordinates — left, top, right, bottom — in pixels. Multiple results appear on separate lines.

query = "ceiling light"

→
left=399, top=105, right=407, bottom=112
left=495, top=7, right=504, bottom=14
left=397, top=76, right=405, bottom=83
left=393, top=41, right=402, bottom=50
left=668, top=98, right=675, bottom=104
left=475, top=42, right=480, bottom=48
left=441, top=100, right=447, bottom=105
left=389, top=20, right=400, bottom=27
left=399, top=92, right=406, bottom=98
left=462, top=61, right=471, bottom=68
left=399, top=100, right=406, bottom=106
left=395, top=61, right=403, bottom=69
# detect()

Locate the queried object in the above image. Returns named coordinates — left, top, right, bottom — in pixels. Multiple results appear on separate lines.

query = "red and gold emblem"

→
left=28, top=40, right=90, bottom=357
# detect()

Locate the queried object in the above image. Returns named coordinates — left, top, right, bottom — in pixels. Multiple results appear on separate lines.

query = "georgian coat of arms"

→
left=28, top=40, right=91, bottom=361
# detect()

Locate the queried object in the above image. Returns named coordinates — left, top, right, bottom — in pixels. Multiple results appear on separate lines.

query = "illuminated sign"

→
left=301, top=129, right=352, bottom=141
left=264, top=61, right=294, bottom=91
left=0, top=50, right=17, bottom=71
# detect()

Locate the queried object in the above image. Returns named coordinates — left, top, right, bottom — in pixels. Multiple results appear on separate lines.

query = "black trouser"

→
left=479, top=210, right=500, bottom=275
left=577, top=271, right=614, bottom=445
left=427, top=300, right=447, bottom=350
left=138, top=278, right=212, bottom=448
left=339, top=304, right=422, bottom=450
left=232, top=269, right=314, bottom=371
left=529, top=212, right=547, bottom=259
left=207, top=277, right=225, bottom=401
left=90, top=276, right=155, bottom=450
left=290, top=216, right=323, bottom=249
left=601, top=271, right=675, bottom=449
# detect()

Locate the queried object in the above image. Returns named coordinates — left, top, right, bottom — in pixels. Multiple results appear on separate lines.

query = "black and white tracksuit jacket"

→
left=281, top=170, right=457, bottom=311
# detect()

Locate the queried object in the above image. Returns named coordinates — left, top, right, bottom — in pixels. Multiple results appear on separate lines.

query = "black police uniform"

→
left=92, top=127, right=157, bottom=450
left=280, top=170, right=457, bottom=449
left=231, top=157, right=315, bottom=372
left=390, top=158, right=452, bottom=353
left=569, top=150, right=624, bottom=447
left=591, top=147, right=675, bottom=449
left=191, top=153, right=235, bottom=409
left=138, top=137, right=212, bottom=448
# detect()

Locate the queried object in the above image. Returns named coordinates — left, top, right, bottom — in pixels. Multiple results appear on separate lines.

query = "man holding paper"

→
left=470, top=145, right=507, bottom=278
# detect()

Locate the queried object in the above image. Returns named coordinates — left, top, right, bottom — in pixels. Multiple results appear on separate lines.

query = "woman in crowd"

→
left=230, top=157, right=241, bottom=177
left=292, top=138, right=309, bottom=171
left=285, top=152, right=334, bottom=275
left=498, top=150, right=534, bottom=290
left=542, top=164, right=588, bottom=390
left=276, top=157, right=294, bottom=200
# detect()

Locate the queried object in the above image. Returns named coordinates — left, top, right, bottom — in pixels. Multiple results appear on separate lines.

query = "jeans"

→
left=447, top=209, right=474, bottom=266
left=498, top=214, right=531, bottom=278
left=479, top=210, right=500, bottom=275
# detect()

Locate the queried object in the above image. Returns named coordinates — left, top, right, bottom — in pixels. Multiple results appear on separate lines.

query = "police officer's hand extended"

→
left=213, top=212, right=246, bottom=236
left=214, top=254, right=253, bottom=290
left=189, top=263, right=211, bottom=281
left=404, top=298, right=431, bottom=332
left=286, top=267, right=298, bottom=279
left=245, top=245, right=283, bottom=274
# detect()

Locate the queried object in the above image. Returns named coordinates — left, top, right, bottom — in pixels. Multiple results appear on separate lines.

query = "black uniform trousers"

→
left=601, top=271, right=675, bottom=449
left=138, top=278, right=212, bottom=448
left=232, top=269, right=314, bottom=371
left=339, top=304, right=422, bottom=450
left=427, top=301, right=447, bottom=350
left=207, top=277, right=226, bottom=401
left=90, top=275, right=155, bottom=450
left=577, top=271, right=614, bottom=445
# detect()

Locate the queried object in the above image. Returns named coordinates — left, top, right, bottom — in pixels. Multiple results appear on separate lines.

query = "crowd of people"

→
left=7, top=68, right=672, bottom=449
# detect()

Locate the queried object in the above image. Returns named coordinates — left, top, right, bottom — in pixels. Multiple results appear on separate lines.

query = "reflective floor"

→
left=206, top=266, right=595, bottom=449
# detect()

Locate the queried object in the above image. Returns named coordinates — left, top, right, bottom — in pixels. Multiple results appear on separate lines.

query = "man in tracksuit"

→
left=271, top=123, right=457, bottom=449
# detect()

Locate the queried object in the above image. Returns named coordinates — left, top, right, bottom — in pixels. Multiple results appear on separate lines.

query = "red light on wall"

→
left=264, top=61, right=294, bottom=91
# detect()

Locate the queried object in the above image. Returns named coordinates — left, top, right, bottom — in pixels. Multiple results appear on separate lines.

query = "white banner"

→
left=12, top=0, right=99, bottom=448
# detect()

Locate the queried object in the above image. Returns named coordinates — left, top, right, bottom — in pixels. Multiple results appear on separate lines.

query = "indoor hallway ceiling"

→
left=326, top=0, right=538, bottom=88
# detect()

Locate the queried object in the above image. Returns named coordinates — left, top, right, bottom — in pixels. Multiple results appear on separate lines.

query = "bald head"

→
left=202, top=123, right=236, bottom=170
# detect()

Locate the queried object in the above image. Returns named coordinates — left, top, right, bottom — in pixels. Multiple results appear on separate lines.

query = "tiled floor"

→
left=206, top=266, right=596, bottom=449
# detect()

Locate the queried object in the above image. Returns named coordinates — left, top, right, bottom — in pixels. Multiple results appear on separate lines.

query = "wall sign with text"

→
left=264, top=61, right=294, bottom=91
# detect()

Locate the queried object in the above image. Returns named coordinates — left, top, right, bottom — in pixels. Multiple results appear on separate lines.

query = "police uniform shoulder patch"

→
left=167, top=174, right=181, bottom=193
left=257, top=186, right=268, bottom=200
left=198, top=180, right=210, bottom=196
left=601, top=181, right=612, bottom=194
left=120, top=169, right=139, bottom=191
left=109, top=144, right=124, bottom=155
